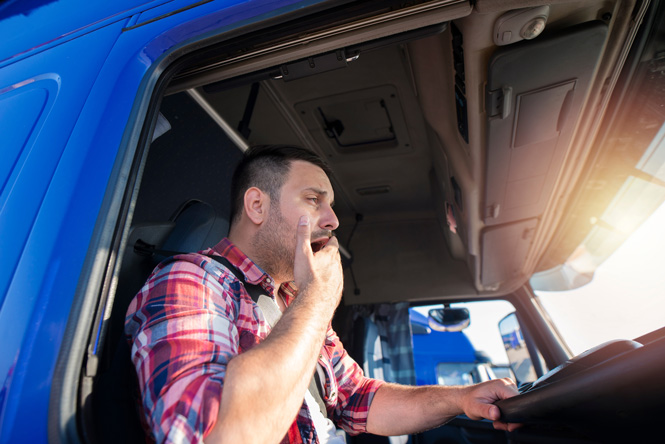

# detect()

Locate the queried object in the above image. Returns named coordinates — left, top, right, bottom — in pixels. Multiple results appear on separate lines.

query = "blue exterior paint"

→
left=0, top=0, right=165, bottom=65
left=0, top=0, right=334, bottom=441
left=409, top=309, right=478, bottom=386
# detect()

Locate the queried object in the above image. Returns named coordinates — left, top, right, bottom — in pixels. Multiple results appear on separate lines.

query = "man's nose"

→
left=319, top=205, right=339, bottom=231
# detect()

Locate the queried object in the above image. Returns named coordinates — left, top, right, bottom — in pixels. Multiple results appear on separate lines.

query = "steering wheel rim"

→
left=495, top=336, right=665, bottom=441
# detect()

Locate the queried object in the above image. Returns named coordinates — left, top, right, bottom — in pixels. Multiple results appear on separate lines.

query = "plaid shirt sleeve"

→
left=126, top=244, right=385, bottom=443
left=324, top=326, right=385, bottom=435
left=125, top=256, right=243, bottom=444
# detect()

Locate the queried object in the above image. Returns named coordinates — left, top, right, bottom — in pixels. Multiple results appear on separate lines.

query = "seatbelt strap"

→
left=211, top=255, right=329, bottom=418
left=135, top=240, right=329, bottom=417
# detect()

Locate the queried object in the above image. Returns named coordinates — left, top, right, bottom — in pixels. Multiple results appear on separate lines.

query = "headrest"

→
left=161, top=200, right=229, bottom=253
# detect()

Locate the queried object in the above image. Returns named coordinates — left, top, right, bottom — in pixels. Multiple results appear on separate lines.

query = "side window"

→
left=102, top=91, right=244, bottom=357
left=89, top=91, right=246, bottom=442
left=133, top=91, right=243, bottom=224
left=409, top=300, right=529, bottom=386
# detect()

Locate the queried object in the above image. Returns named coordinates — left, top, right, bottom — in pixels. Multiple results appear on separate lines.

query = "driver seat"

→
left=92, top=199, right=228, bottom=444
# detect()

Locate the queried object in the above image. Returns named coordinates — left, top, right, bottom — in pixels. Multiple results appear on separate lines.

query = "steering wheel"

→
left=494, top=336, right=665, bottom=442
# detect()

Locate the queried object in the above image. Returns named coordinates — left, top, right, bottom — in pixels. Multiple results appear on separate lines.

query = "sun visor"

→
left=484, top=21, right=608, bottom=226
left=480, top=21, right=607, bottom=290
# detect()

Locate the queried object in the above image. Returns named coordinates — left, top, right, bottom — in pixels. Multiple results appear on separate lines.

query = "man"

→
left=126, top=145, right=519, bottom=444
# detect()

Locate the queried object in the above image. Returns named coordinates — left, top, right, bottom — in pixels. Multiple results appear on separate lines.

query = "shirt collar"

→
left=211, top=238, right=297, bottom=303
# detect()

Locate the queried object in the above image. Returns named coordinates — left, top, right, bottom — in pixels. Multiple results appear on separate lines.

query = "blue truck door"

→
left=0, top=1, right=353, bottom=442
left=0, top=22, right=125, bottom=441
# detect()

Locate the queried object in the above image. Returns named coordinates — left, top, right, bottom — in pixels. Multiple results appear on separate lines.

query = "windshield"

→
left=532, top=36, right=665, bottom=356
left=534, top=200, right=665, bottom=355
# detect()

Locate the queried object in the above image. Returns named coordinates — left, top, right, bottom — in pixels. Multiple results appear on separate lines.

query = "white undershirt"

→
left=266, top=295, right=345, bottom=443
left=303, top=389, right=346, bottom=444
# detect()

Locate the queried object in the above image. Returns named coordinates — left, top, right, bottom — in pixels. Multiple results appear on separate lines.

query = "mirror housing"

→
left=428, top=306, right=470, bottom=332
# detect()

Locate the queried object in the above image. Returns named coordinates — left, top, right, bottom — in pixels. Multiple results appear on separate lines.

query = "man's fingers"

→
left=493, top=420, right=522, bottom=432
left=463, top=379, right=521, bottom=430
left=487, top=404, right=501, bottom=421
left=485, top=380, right=522, bottom=431
left=296, top=215, right=313, bottom=257
left=466, top=403, right=499, bottom=422
left=292, top=217, right=343, bottom=305
left=293, top=216, right=313, bottom=290
left=478, top=403, right=521, bottom=432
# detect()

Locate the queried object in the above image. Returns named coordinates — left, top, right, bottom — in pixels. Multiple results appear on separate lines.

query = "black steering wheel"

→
left=494, top=336, right=665, bottom=442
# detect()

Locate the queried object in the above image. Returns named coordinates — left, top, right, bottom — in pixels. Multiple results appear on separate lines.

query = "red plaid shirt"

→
left=125, top=238, right=383, bottom=444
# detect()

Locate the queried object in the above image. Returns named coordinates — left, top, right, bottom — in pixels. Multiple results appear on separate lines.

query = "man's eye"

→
left=308, top=197, right=318, bottom=204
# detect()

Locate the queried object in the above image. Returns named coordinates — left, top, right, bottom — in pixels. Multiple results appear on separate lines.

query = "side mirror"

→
left=498, top=312, right=537, bottom=384
left=428, top=306, right=470, bottom=332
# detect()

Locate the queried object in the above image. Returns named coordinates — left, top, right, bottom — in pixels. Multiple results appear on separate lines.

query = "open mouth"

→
left=311, top=238, right=328, bottom=253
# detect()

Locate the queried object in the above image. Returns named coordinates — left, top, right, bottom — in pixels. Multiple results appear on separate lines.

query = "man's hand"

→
left=459, top=378, right=521, bottom=431
left=210, top=216, right=344, bottom=444
left=293, top=215, right=343, bottom=311
left=367, top=378, right=521, bottom=436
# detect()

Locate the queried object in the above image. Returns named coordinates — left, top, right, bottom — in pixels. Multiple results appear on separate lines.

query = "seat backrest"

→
left=108, top=199, right=229, bottom=352
left=92, top=199, right=228, bottom=444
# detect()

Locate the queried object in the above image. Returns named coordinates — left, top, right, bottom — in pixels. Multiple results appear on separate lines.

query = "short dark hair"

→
left=229, top=145, right=332, bottom=225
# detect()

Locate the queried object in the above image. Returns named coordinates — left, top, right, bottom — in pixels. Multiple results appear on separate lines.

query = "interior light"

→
left=521, top=17, right=547, bottom=40
left=493, top=6, right=550, bottom=46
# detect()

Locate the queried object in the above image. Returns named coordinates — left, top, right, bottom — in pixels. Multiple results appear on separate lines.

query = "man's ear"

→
left=244, top=187, right=269, bottom=225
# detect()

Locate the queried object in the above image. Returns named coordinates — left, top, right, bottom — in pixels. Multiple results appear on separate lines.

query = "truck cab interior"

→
left=67, top=1, right=665, bottom=443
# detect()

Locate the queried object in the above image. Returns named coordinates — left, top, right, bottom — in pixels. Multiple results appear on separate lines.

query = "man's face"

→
left=252, top=160, right=339, bottom=282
